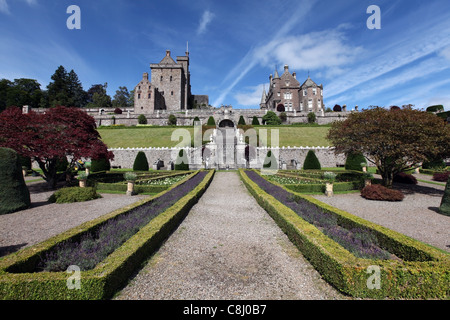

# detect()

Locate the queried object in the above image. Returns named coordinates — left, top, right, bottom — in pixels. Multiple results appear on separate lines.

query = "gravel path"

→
left=0, top=181, right=148, bottom=257
left=312, top=179, right=450, bottom=252
left=115, top=172, right=345, bottom=300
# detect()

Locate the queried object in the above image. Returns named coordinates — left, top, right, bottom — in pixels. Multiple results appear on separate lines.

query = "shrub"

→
left=263, top=151, right=277, bottom=169
left=307, top=112, right=316, bottom=124
left=279, top=112, right=287, bottom=123
left=114, top=108, right=122, bottom=114
left=91, top=157, right=111, bottom=173
left=276, top=104, right=285, bottom=112
left=174, top=149, right=189, bottom=170
left=137, top=114, right=147, bottom=125
left=252, top=116, right=260, bottom=125
left=303, top=150, right=321, bottom=170
left=439, top=177, right=450, bottom=215
left=48, top=187, right=101, bottom=204
left=426, top=105, right=444, bottom=113
left=18, top=154, right=32, bottom=171
left=345, top=152, right=367, bottom=171
left=238, top=115, right=246, bottom=126
left=433, top=171, right=450, bottom=182
left=333, top=104, right=342, bottom=112
left=393, top=172, right=418, bottom=185
left=56, top=156, right=69, bottom=172
left=262, top=111, right=281, bottom=125
left=0, top=148, right=31, bottom=215
left=422, top=158, right=446, bottom=170
left=193, top=116, right=200, bottom=125
left=168, top=114, right=177, bottom=126
left=207, top=116, right=216, bottom=126
left=361, top=184, right=404, bottom=202
left=124, top=172, right=137, bottom=181
left=133, top=151, right=149, bottom=171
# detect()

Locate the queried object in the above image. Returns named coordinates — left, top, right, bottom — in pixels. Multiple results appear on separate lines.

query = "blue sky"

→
left=1, top=0, right=450, bottom=110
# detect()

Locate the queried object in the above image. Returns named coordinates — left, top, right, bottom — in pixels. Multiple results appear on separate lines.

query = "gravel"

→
left=0, top=180, right=148, bottom=257
left=114, top=172, right=345, bottom=300
left=312, top=177, right=450, bottom=253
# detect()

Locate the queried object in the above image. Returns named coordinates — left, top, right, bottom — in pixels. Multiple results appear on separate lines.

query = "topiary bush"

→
left=174, top=149, right=189, bottom=170
left=252, top=116, right=260, bottom=125
left=393, top=172, right=418, bottom=185
left=439, top=177, right=450, bottom=216
left=0, top=148, right=31, bottom=215
left=91, top=157, right=111, bottom=173
left=168, top=114, right=177, bottom=126
left=361, top=184, right=404, bottom=202
left=193, top=116, right=200, bottom=125
left=263, top=151, right=277, bottom=169
left=307, top=112, right=316, bottom=124
left=238, top=115, right=246, bottom=126
left=433, top=171, right=450, bottom=182
left=345, top=152, right=367, bottom=171
left=303, top=150, right=321, bottom=170
left=133, top=151, right=149, bottom=171
left=48, top=187, right=101, bottom=204
left=137, top=114, right=147, bottom=125
left=207, top=116, right=216, bottom=126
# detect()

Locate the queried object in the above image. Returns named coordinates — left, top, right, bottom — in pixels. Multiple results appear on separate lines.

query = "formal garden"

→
left=0, top=105, right=449, bottom=299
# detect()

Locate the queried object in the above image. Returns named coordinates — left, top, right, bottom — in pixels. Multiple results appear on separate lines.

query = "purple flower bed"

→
left=38, top=171, right=207, bottom=272
left=245, top=171, right=392, bottom=260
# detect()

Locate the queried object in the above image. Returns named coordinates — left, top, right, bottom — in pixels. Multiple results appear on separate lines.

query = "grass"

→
left=98, top=126, right=331, bottom=148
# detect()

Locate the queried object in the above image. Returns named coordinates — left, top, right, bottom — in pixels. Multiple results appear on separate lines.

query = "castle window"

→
left=284, top=92, right=292, bottom=100
left=313, top=88, right=317, bottom=95
left=138, top=94, right=141, bottom=99
left=149, top=86, right=151, bottom=90
left=170, top=76, right=173, bottom=82
left=148, top=93, right=151, bottom=99
left=160, top=76, right=163, bottom=81
left=303, top=89, right=307, bottom=96
left=171, top=91, right=174, bottom=96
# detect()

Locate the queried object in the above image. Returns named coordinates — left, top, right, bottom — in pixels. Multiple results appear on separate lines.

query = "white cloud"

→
left=0, top=0, right=37, bottom=14
left=439, top=46, right=450, bottom=61
left=197, top=10, right=214, bottom=35
left=234, top=83, right=269, bottom=107
left=0, top=0, right=10, bottom=14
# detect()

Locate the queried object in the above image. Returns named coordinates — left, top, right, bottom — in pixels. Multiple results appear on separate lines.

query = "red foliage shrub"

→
left=361, top=184, right=404, bottom=202
left=433, top=171, right=450, bottom=182
left=114, top=108, right=123, bottom=114
left=393, top=172, right=418, bottom=184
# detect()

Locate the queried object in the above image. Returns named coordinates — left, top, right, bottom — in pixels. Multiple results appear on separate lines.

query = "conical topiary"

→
left=207, top=116, right=216, bottom=126
left=263, top=150, right=277, bottom=169
left=238, top=115, right=246, bottom=126
left=133, top=151, right=149, bottom=171
left=439, top=176, right=450, bottom=216
left=0, top=148, right=31, bottom=215
left=252, top=116, right=260, bottom=125
left=345, top=152, right=367, bottom=171
left=303, top=150, right=321, bottom=170
left=174, top=149, right=189, bottom=170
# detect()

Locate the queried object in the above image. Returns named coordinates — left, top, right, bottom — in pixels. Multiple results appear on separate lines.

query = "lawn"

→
left=98, top=126, right=331, bottom=148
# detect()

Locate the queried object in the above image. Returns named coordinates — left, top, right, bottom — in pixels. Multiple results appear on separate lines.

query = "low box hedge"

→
left=96, top=182, right=169, bottom=194
left=0, top=170, right=215, bottom=300
left=239, top=169, right=449, bottom=299
left=284, top=181, right=361, bottom=194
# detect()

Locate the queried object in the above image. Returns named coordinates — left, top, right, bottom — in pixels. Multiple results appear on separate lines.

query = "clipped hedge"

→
left=239, top=169, right=449, bottom=299
left=48, top=187, right=101, bottom=204
left=96, top=182, right=169, bottom=194
left=0, top=170, right=215, bottom=300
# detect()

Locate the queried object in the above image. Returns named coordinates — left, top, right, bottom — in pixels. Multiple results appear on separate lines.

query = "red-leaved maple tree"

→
left=0, top=106, right=113, bottom=188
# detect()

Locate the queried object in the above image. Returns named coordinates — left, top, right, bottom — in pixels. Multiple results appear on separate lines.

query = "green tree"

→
left=307, top=112, right=316, bottom=124
left=0, top=148, right=31, bottom=215
left=327, top=106, right=450, bottom=187
left=86, top=83, right=111, bottom=108
left=303, top=150, right=321, bottom=170
left=47, top=66, right=73, bottom=107
left=168, top=114, right=177, bottom=126
left=0, top=79, right=12, bottom=112
left=279, top=112, right=287, bottom=123
left=238, top=115, right=246, bottom=126
left=67, top=70, right=87, bottom=108
left=207, top=116, right=216, bottom=126
left=262, top=111, right=281, bottom=125
left=252, top=116, right=260, bottom=125
left=133, top=151, right=149, bottom=171
left=345, top=152, right=367, bottom=171
left=112, top=86, right=130, bottom=110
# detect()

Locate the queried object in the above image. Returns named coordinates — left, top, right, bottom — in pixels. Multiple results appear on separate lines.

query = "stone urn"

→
left=124, top=172, right=137, bottom=196
left=77, top=172, right=88, bottom=188
left=126, top=181, right=135, bottom=196
left=325, top=182, right=334, bottom=197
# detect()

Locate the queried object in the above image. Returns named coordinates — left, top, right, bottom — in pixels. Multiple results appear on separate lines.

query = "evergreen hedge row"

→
left=239, top=169, right=449, bottom=299
left=0, top=170, right=215, bottom=300
left=96, top=183, right=169, bottom=194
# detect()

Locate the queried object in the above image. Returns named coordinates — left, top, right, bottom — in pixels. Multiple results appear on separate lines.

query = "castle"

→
left=260, top=65, right=324, bottom=112
left=133, top=49, right=209, bottom=113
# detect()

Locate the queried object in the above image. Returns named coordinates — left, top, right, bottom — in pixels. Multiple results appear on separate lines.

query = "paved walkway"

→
left=115, top=172, right=345, bottom=300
